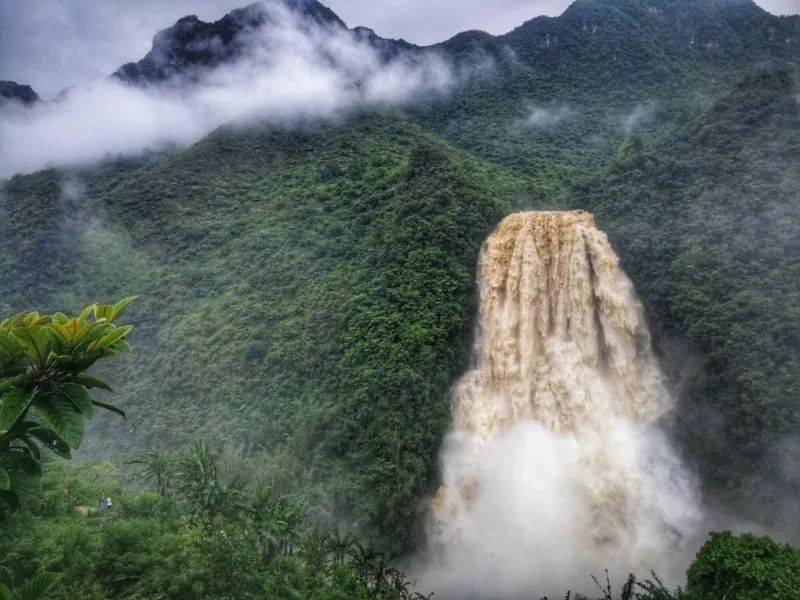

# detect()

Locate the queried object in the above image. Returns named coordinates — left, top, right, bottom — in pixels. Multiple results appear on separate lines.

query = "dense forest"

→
left=1, top=115, right=524, bottom=551
left=1, top=0, right=799, bottom=598
left=575, top=68, right=800, bottom=536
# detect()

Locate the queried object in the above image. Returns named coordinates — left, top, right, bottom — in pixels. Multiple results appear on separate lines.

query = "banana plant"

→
left=0, top=298, right=135, bottom=518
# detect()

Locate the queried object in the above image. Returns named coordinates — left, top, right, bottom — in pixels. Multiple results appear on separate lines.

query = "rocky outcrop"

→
left=113, top=0, right=414, bottom=86
left=0, top=81, right=40, bottom=105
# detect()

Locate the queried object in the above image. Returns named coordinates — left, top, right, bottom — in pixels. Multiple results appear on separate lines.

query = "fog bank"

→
left=0, top=2, right=454, bottom=178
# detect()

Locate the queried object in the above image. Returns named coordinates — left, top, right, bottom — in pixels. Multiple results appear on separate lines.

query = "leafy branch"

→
left=0, top=298, right=135, bottom=519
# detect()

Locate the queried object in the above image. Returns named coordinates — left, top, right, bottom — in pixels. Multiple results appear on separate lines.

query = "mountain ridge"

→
left=113, top=0, right=412, bottom=86
left=124, top=0, right=800, bottom=75
left=7, top=0, right=800, bottom=121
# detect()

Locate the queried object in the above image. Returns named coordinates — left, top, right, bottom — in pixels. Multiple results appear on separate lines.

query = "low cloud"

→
left=621, top=102, right=657, bottom=135
left=413, top=420, right=705, bottom=598
left=0, top=2, right=455, bottom=178
left=517, top=104, right=575, bottom=131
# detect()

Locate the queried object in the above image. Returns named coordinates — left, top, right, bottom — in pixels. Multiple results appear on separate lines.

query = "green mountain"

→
left=104, top=0, right=800, bottom=196
left=575, top=68, right=800, bottom=532
left=2, top=0, right=799, bottom=552
left=416, top=0, right=800, bottom=193
left=0, top=114, right=521, bottom=550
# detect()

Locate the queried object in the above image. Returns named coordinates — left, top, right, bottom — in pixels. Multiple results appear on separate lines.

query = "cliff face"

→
left=112, top=0, right=410, bottom=86
left=114, top=4, right=274, bottom=85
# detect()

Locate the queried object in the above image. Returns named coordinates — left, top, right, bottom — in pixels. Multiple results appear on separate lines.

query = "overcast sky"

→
left=1, top=0, right=799, bottom=98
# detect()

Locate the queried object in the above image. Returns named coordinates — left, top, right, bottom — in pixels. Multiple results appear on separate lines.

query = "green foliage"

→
left=558, top=571, right=683, bottom=600
left=0, top=560, right=56, bottom=600
left=29, top=461, right=123, bottom=518
left=0, top=114, right=514, bottom=551
left=0, top=300, right=134, bottom=518
left=684, top=532, right=800, bottom=600
left=0, top=451, right=430, bottom=600
left=1, top=2, right=799, bottom=558
left=575, top=68, right=800, bottom=526
left=127, top=449, right=174, bottom=496
left=413, top=0, right=800, bottom=196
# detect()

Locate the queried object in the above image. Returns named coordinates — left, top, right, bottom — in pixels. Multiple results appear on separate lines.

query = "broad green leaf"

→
left=94, top=297, right=136, bottom=324
left=112, top=296, right=137, bottom=321
left=67, top=374, right=113, bottom=392
left=94, top=304, right=115, bottom=321
left=3, top=312, right=29, bottom=328
left=110, top=340, right=132, bottom=354
left=21, top=436, right=41, bottom=460
left=91, top=325, right=132, bottom=351
left=0, top=331, right=20, bottom=363
left=0, top=388, right=36, bottom=432
left=51, top=313, right=69, bottom=325
left=27, top=427, right=71, bottom=459
left=0, top=582, right=11, bottom=600
left=91, top=399, right=126, bottom=419
left=35, top=395, right=85, bottom=449
left=0, top=375, right=25, bottom=393
left=72, top=322, right=107, bottom=349
left=78, top=304, right=96, bottom=323
left=57, top=383, right=93, bottom=418
left=17, top=312, right=39, bottom=326
left=11, top=326, right=52, bottom=366
left=0, top=468, right=9, bottom=491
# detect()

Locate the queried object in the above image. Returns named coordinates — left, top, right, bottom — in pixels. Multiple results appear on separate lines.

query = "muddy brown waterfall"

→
left=418, top=211, right=703, bottom=599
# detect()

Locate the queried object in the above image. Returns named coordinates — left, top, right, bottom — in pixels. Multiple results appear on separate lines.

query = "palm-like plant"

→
left=0, top=565, right=56, bottom=600
left=128, top=449, right=175, bottom=496
left=0, top=298, right=135, bottom=518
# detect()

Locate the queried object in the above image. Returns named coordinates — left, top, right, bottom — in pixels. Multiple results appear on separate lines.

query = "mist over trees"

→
left=1, top=0, right=799, bottom=598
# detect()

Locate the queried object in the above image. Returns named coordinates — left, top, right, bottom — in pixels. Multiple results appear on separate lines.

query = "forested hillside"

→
left=2, top=0, right=800, bottom=570
left=415, top=0, right=800, bottom=194
left=575, top=68, right=800, bottom=534
left=0, top=114, right=522, bottom=551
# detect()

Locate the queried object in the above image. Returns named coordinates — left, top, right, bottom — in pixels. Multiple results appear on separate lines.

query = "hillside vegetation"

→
left=3, top=458, right=798, bottom=599
left=575, top=69, right=800, bottom=532
left=0, top=113, right=521, bottom=551
left=415, top=0, right=800, bottom=194
left=2, top=0, right=800, bottom=562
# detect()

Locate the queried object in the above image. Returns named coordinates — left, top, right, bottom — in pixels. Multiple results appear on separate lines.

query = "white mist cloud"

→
left=0, top=0, right=254, bottom=98
left=621, top=102, right=657, bottom=135
left=520, top=104, right=575, bottom=130
left=0, top=2, right=454, bottom=179
left=2, top=1, right=795, bottom=99
left=415, top=420, right=705, bottom=599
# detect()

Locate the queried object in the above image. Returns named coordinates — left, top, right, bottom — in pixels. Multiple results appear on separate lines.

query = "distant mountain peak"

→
left=278, top=0, right=346, bottom=25
left=0, top=81, right=40, bottom=105
left=110, top=0, right=798, bottom=90
left=114, top=0, right=348, bottom=85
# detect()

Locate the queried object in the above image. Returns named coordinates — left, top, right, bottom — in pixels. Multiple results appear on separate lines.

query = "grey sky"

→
left=1, top=0, right=798, bottom=98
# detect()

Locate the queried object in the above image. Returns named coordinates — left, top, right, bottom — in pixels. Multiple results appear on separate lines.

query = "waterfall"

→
left=419, top=211, right=703, bottom=598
